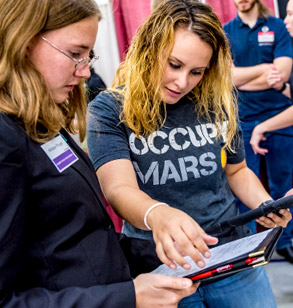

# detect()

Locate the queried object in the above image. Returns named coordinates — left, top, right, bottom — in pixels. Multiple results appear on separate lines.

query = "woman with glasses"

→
left=87, top=1, right=292, bottom=307
left=0, top=0, right=198, bottom=307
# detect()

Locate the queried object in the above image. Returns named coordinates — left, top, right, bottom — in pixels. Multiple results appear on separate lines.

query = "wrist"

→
left=257, top=121, right=269, bottom=134
left=259, top=199, right=274, bottom=209
left=277, top=82, right=286, bottom=93
left=144, top=202, right=169, bottom=230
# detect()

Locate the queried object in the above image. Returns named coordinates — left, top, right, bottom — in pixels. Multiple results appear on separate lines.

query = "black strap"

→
left=206, top=195, right=293, bottom=234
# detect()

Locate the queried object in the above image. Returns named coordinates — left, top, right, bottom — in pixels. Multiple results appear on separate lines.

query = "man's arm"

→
left=233, top=57, right=292, bottom=91
left=232, top=63, right=271, bottom=88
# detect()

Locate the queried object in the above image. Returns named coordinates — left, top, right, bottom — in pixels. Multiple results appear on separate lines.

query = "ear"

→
left=26, top=36, right=38, bottom=55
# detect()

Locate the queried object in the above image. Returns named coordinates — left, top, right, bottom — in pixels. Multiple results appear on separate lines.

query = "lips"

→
left=166, top=87, right=181, bottom=96
left=65, top=85, right=75, bottom=91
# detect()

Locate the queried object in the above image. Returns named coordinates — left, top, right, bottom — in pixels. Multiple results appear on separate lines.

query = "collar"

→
left=235, top=14, right=266, bottom=29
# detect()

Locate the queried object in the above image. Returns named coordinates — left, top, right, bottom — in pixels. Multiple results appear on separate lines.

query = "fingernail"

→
left=204, top=251, right=211, bottom=258
left=197, top=261, right=205, bottom=268
left=170, top=263, right=176, bottom=269
left=183, top=263, right=191, bottom=270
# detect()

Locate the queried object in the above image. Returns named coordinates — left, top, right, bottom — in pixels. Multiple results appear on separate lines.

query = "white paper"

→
left=151, top=228, right=273, bottom=277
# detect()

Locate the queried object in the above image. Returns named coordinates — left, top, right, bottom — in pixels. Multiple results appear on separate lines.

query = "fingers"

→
left=250, top=129, right=268, bottom=155
left=155, top=237, right=191, bottom=270
left=152, top=209, right=218, bottom=270
left=151, top=274, right=198, bottom=300
left=251, top=144, right=268, bottom=155
left=201, top=233, right=219, bottom=246
left=284, top=188, right=293, bottom=197
left=152, top=274, right=193, bottom=290
left=256, top=209, right=292, bottom=229
left=256, top=215, right=276, bottom=228
left=134, top=274, right=198, bottom=308
left=180, top=224, right=218, bottom=264
left=250, top=140, right=268, bottom=155
left=277, top=209, right=292, bottom=227
left=155, top=227, right=208, bottom=270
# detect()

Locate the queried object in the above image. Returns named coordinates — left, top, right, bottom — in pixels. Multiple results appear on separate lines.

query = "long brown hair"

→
left=257, top=0, right=270, bottom=19
left=0, top=0, right=101, bottom=142
left=111, top=0, right=237, bottom=151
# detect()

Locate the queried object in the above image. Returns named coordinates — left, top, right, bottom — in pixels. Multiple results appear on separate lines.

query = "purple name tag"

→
left=41, top=135, right=78, bottom=172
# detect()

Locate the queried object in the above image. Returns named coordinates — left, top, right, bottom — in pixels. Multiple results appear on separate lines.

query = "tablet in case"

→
left=152, top=227, right=283, bottom=283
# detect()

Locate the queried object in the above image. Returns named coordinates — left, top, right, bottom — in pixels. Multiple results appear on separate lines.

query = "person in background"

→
left=249, top=0, right=293, bottom=263
left=87, top=1, right=291, bottom=307
left=250, top=106, right=293, bottom=155
left=86, top=50, right=107, bottom=103
left=223, top=0, right=293, bottom=261
left=86, top=68, right=106, bottom=102
left=0, top=0, right=199, bottom=307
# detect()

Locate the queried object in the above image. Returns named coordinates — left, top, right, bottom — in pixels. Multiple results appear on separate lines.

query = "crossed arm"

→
left=232, top=57, right=292, bottom=91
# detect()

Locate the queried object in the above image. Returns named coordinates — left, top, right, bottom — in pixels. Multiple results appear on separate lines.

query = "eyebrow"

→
left=75, top=45, right=90, bottom=50
left=68, top=42, right=91, bottom=50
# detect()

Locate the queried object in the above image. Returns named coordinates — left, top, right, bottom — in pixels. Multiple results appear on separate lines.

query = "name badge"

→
left=258, top=31, right=274, bottom=43
left=41, top=135, right=78, bottom=173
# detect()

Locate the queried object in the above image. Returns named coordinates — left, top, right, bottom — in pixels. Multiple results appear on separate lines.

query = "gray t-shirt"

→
left=87, top=91, right=250, bottom=245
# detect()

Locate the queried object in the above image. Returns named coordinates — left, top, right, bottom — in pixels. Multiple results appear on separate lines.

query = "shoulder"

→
left=87, top=90, right=123, bottom=124
left=266, top=15, right=287, bottom=29
left=223, top=17, right=237, bottom=31
left=0, top=113, right=27, bottom=143
left=89, top=90, right=122, bottom=112
left=0, top=113, right=28, bottom=162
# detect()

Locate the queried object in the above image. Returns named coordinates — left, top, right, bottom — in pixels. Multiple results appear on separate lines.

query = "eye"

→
left=70, top=51, right=81, bottom=59
left=169, top=62, right=181, bottom=70
left=190, top=70, right=204, bottom=76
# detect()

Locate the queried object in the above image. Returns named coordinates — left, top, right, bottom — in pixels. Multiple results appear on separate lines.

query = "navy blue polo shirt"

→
left=224, top=15, right=292, bottom=122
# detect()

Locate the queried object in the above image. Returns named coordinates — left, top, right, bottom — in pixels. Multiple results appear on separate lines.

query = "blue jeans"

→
left=239, top=121, right=293, bottom=249
left=178, top=267, right=276, bottom=308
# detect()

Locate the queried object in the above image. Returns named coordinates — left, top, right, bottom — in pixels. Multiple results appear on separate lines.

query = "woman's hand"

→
left=255, top=208, right=292, bottom=229
left=284, top=188, right=293, bottom=197
left=255, top=194, right=292, bottom=229
left=147, top=205, right=218, bottom=270
left=134, top=273, right=199, bottom=308
left=267, top=64, right=283, bottom=90
left=250, top=124, right=268, bottom=155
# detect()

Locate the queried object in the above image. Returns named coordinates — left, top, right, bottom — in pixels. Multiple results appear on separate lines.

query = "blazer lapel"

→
left=60, top=129, right=105, bottom=205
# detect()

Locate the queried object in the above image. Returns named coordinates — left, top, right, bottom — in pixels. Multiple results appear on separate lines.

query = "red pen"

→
left=190, top=257, right=259, bottom=281
left=191, top=264, right=233, bottom=281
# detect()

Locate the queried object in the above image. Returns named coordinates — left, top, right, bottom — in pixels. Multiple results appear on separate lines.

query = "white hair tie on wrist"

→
left=144, top=202, right=169, bottom=230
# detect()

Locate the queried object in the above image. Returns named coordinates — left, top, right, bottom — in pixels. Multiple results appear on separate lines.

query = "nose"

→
left=74, top=65, right=91, bottom=79
left=284, top=15, right=289, bottom=25
left=174, top=71, right=188, bottom=89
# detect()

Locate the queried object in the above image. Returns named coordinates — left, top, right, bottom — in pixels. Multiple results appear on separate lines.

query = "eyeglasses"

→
left=40, top=36, right=99, bottom=71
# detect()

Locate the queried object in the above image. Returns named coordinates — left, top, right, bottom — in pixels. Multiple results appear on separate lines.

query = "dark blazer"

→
left=0, top=114, right=136, bottom=307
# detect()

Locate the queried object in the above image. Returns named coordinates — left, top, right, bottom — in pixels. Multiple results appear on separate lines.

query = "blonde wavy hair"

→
left=111, top=0, right=238, bottom=151
left=0, top=0, right=101, bottom=142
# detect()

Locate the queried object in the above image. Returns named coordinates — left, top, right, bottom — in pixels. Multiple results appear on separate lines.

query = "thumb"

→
left=153, top=275, right=193, bottom=290
left=284, top=188, right=293, bottom=197
left=201, top=233, right=219, bottom=245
